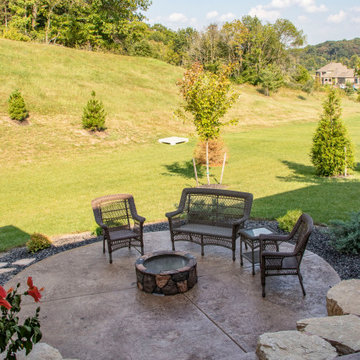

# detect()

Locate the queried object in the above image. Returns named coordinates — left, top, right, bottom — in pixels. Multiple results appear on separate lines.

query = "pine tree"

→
left=259, top=64, right=283, bottom=96
left=8, top=90, right=28, bottom=121
left=311, top=88, right=355, bottom=176
left=82, top=91, right=106, bottom=131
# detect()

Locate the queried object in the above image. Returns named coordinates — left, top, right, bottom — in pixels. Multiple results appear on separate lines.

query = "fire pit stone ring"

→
left=135, top=250, right=197, bottom=295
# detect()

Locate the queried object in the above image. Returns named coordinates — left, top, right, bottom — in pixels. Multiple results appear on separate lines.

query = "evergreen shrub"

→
left=82, top=91, right=106, bottom=131
left=344, top=81, right=355, bottom=96
left=8, top=90, right=28, bottom=121
left=26, top=233, right=52, bottom=253
left=277, top=209, right=302, bottom=232
left=330, top=211, right=360, bottom=254
left=92, top=225, right=103, bottom=236
left=259, top=64, right=283, bottom=96
left=311, top=88, right=355, bottom=176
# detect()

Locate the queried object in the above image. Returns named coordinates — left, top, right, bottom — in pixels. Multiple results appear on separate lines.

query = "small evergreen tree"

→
left=311, top=88, right=355, bottom=176
left=8, top=90, right=28, bottom=121
left=259, top=64, right=283, bottom=96
left=302, top=79, right=314, bottom=94
left=82, top=91, right=106, bottom=131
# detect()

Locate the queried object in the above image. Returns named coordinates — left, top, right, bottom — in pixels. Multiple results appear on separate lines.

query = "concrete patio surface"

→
left=6, top=231, right=340, bottom=360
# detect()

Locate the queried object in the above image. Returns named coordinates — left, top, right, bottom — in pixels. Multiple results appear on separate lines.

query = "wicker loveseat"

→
left=166, top=188, right=253, bottom=260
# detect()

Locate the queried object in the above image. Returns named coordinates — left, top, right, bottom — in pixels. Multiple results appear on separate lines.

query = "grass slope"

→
left=0, top=39, right=359, bottom=251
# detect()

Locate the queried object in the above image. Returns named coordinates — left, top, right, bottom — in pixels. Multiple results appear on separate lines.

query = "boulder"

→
left=297, top=315, right=360, bottom=355
left=327, top=279, right=360, bottom=316
left=9, top=343, right=62, bottom=360
left=256, top=330, right=337, bottom=360
left=0, top=343, right=80, bottom=360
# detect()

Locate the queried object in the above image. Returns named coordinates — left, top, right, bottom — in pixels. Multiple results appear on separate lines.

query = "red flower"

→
left=0, top=285, right=6, bottom=299
left=0, top=285, right=11, bottom=310
left=0, top=298, right=12, bottom=310
left=26, top=277, right=43, bottom=303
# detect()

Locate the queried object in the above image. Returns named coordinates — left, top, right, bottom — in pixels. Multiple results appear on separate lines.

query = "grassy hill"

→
left=1, top=39, right=360, bottom=251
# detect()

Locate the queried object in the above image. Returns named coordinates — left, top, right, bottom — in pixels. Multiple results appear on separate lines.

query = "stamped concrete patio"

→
left=7, top=231, right=340, bottom=360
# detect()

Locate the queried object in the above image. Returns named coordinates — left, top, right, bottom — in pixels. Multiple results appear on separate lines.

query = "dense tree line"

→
left=0, top=0, right=152, bottom=49
left=2, top=1, right=358, bottom=91
left=295, top=38, right=360, bottom=71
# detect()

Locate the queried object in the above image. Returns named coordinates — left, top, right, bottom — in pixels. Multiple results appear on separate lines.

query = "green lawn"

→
left=1, top=117, right=359, bottom=251
left=0, top=39, right=360, bottom=251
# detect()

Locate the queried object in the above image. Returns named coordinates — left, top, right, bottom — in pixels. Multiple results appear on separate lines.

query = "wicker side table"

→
left=239, top=227, right=273, bottom=275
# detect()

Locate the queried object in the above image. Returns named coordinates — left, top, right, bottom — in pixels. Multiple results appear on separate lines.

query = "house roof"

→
left=316, top=62, right=355, bottom=78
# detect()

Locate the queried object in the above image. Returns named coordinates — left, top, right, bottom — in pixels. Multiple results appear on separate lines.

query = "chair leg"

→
left=170, top=232, right=175, bottom=251
left=201, top=235, right=204, bottom=256
left=128, top=240, right=131, bottom=249
left=261, top=267, right=266, bottom=297
left=240, top=237, right=243, bottom=266
left=298, top=272, right=306, bottom=296
left=232, top=236, right=236, bottom=261
left=109, top=249, right=113, bottom=264
left=251, top=247, right=255, bottom=276
left=103, top=235, right=105, bottom=254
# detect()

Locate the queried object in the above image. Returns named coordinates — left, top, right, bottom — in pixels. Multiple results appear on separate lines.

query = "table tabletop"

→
left=238, top=226, right=273, bottom=240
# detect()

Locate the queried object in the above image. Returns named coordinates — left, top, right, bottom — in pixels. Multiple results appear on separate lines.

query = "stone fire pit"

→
left=135, top=250, right=197, bottom=295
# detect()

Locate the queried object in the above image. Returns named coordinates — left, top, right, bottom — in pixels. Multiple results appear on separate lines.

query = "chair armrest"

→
left=97, top=221, right=108, bottom=231
left=166, top=209, right=184, bottom=218
left=132, top=214, right=145, bottom=224
left=232, top=216, right=248, bottom=227
left=260, top=235, right=289, bottom=254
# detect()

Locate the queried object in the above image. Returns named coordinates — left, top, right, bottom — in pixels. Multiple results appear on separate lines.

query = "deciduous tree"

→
left=176, top=63, right=238, bottom=184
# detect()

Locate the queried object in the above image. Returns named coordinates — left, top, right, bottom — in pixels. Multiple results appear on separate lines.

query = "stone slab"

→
left=0, top=343, right=76, bottom=360
left=297, top=315, right=360, bottom=355
left=336, top=354, right=360, bottom=359
left=12, top=258, right=36, bottom=266
left=0, top=262, right=8, bottom=268
left=256, top=330, right=338, bottom=360
left=327, top=279, right=360, bottom=316
left=0, top=268, right=15, bottom=274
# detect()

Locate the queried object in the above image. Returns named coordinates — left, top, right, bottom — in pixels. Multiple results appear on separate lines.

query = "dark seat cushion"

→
left=109, top=229, right=139, bottom=240
left=175, top=224, right=232, bottom=238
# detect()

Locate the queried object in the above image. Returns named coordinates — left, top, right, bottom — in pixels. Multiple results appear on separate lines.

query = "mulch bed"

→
left=0, top=221, right=359, bottom=286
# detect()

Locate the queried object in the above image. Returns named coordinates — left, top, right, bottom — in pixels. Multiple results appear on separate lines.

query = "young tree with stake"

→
left=176, top=63, right=238, bottom=184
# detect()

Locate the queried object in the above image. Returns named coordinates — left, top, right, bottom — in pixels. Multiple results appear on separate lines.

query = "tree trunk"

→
left=45, top=6, right=54, bottom=44
left=32, top=2, right=38, bottom=30
left=206, top=140, right=210, bottom=185
left=220, top=152, right=226, bottom=184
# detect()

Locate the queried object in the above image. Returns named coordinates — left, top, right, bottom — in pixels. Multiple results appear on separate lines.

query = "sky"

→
left=143, top=0, right=360, bottom=45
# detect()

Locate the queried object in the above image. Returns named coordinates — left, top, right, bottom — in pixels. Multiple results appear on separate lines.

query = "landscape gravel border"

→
left=0, top=220, right=359, bottom=286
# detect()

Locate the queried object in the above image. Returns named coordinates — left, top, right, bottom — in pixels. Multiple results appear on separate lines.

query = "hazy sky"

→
left=144, top=0, right=360, bottom=45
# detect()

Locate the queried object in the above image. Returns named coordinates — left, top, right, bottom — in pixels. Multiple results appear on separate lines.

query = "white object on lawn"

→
left=158, top=137, right=189, bottom=145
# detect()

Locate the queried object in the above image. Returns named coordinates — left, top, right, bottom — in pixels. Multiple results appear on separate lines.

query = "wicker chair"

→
left=92, top=194, right=145, bottom=264
left=259, top=213, right=314, bottom=297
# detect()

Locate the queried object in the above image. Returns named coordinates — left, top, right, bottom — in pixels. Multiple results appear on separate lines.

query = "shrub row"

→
left=7, top=90, right=106, bottom=131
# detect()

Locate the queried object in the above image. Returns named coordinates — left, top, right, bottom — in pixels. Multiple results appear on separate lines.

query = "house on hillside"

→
left=316, top=62, right=359, bottom=89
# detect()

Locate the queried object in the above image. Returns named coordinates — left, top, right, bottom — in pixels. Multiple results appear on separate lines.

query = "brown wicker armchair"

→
left=92, top=194, right=145, bottom=264
left=259, top=213, right=314, bottom=297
